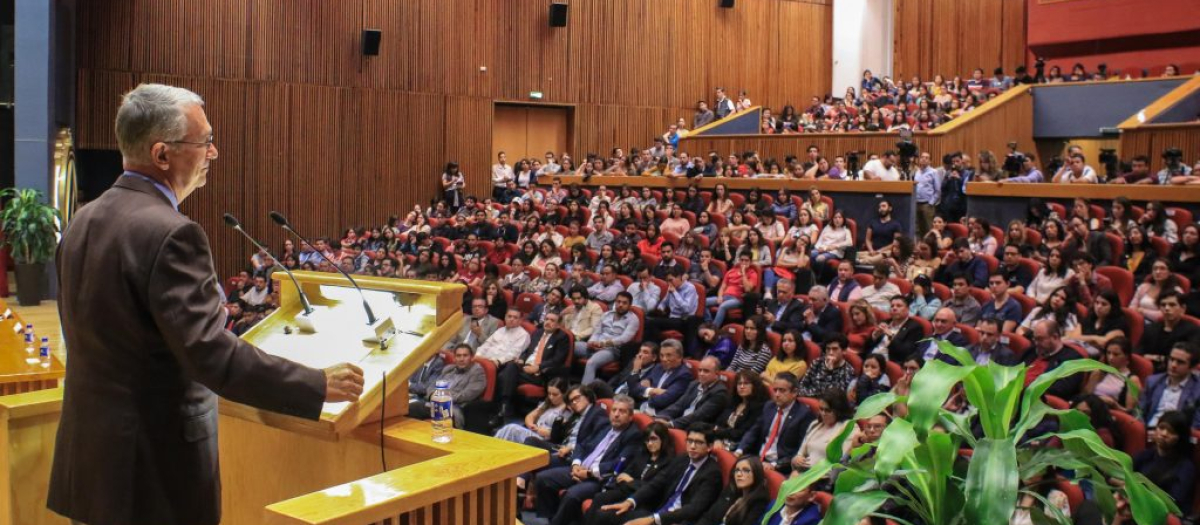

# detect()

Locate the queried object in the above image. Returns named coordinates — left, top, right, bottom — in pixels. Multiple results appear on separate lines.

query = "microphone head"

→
left=269, top=211, right=289, bottom=227
left=222, top=213, right=241, bottom=228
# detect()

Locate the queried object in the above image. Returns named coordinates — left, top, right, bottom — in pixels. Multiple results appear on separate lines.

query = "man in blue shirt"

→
left=913, top=151, right=941, bottom=236
left=980, top=273, right=1023, bottom=332
left=645, top=269, right=702, bottom=354
left=1005, top=154, right=1044, bottom=183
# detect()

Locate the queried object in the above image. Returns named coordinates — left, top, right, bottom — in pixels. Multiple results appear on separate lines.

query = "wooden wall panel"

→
left=1119, top=124, right=1200, bottom=173
left=445, top=97, right=496, bottom=202
left=893, top=0, right=1026, bottom=81
left=75, top=70, right=136, bottom=150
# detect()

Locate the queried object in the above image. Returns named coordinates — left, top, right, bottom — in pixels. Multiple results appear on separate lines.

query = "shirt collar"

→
left=123, top=170, right=179, bottom=210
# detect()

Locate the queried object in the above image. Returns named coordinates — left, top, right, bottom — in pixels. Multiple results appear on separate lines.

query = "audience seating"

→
left=713, top=447, right=736, bottom=486
left=1111, top=410, right=1146, bottom=457
left=1097, top=267, right=1135, bottom=306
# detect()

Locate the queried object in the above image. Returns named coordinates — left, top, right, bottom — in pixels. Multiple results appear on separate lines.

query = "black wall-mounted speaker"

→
left=719, top=0, right=735, bottom=7
left=363, top=29, right=382, bottom=56
left=549, top=3, right=568, bottom=27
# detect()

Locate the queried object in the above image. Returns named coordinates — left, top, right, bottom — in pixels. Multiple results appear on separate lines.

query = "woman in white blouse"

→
left=812, top=210, right=854, bottom=265
left=1128, top=259, right=1186, bottom=323
left=791, top=389, right=854, bottom=471
left=1026, top=247, right=1073, bottom=302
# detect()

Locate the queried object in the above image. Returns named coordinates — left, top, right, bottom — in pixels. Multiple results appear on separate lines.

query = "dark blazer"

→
left=49, top=175, right=326, bottom=525
left=714, top=399, right=766, bottom=445
left=662, top=381, right=731, bottom=428
left=570, top=423, right=644, bottom=475
left=866, top=318, right=926, bottom=363
left=738, top=400, right=815, bottom=472
left=762, top=297, right=807, bottom=334
left=805, top=304, right=843, bottom=344
left=922, top=329, right=970, bottom=363
left=573, top=404, right=612, bottom=452
left=628, top=364, right=694, bottom=411
left=630, top=455, right=725, bottom=525
left=1138, top=371, right=1200, bottom=427
left=696, top=490, right=771, bottom=525
left=520, top=328, right=571, bottom=377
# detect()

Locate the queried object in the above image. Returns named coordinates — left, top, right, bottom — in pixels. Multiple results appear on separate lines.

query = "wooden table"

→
left=0, top=301, right=63, bottom=396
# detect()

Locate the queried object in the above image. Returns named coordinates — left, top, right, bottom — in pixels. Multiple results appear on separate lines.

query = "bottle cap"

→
left=435, top=380, right=450, bottom=389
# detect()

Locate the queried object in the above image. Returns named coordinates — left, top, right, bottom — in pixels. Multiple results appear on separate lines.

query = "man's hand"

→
left=556, top=446, right=572, bottom=458
left=571, top=464, right=590, bottom=481
left=523, top=363, right=539, bottom=375
left=602, top=500, right=634, bottom=515
left=323, top=363, right=365, bottom=403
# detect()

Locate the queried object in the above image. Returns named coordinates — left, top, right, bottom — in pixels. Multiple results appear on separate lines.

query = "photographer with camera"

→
left=1005, top=153, right=1043, bottom=183
left=1157, top=147, right=1195, bottom=185
left=1110, top=155, right=1154, bottom=185
left=936, top=152, right=970, bottom=223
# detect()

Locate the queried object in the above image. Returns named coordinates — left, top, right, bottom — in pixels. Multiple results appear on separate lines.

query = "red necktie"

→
left=761, top=407, right=785, bottom=460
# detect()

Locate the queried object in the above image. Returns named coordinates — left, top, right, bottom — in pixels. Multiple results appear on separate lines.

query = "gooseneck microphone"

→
left=269, top=211, right=378, bottom=325
left=222, top=213, right=314, bottom=316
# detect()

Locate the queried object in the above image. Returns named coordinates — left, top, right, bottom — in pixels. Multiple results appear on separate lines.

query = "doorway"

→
left=492, top=103, right=571, bottom=162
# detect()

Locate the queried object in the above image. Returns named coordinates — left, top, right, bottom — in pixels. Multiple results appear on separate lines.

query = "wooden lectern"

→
left=0, top=273, right=547, bottom=525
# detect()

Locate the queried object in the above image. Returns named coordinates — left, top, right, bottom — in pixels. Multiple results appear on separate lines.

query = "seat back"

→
left=1098, top=267, right=1134, bottom=306
left=472, top=357, right=498, bottom=402
left=631, top=412, right=653, bottom=431
left=1112, top=410, right=1146, bottom=457
left=713, top=447, right=736, bottom=486
left=668, top=428, right=688, bottom=456
left=515, top=292, right=544, bottom=316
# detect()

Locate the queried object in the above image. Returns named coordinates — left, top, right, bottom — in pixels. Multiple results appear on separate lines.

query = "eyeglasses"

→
left=165, top=135, right=215, bottom=148
left=568, top=395, right=584, bottom=403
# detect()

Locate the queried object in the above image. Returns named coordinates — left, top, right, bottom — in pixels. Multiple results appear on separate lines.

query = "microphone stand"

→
left=223, top=213, right=318, bottom=333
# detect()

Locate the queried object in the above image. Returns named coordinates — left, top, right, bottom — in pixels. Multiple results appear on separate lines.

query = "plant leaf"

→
left=874, top=417, right=919, bottom=479
left=822, top=490, right=891, bottom=525
left=1020, top=359, right=1121, bottom=424
left=965, top=437, right=1019, bottom=525
left=760, top=459, right=837, bottom=525
left=907, top=359, right=973, bottom=441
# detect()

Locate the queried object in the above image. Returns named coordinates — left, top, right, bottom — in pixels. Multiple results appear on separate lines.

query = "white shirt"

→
left=492, top=163, right=514, bottom=187
left=242, top=286, right=270, bottom=306
left=862, top=159, right=901, bottom=181
left=1059, top=166, right=1098, bottom=184
left=1151, top=376, right=1190, bottom=426
left=476, top=326, right=531, bottom=365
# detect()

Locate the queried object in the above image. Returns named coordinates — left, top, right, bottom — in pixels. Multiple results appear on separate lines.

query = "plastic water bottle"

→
left=430, top=380, right=453, bottom=443
left=24, top=324, right=34, bottom=356
left=38, top=337, right=51, bottom=369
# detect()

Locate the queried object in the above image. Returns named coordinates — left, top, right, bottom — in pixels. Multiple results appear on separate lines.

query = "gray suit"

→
left=445, top=314, right=500, bottom=350
left=49, top=175, right=327, bottom=525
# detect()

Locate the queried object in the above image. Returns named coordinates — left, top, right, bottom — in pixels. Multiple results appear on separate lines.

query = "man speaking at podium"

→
left=48, top=84, right=366, bottom=525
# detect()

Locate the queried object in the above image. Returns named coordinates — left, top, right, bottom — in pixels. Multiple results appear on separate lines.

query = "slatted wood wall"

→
left=1119, top=123, right=1200, bottom=173
left=74, top=0, right=833, bottom=279
left=892, top=0, right=1027, bottom=81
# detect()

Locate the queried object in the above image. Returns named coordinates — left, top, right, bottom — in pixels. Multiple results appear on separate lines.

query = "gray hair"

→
left=115, top=83, right=204, bottom=165
left=809, top=285, right=828, bottom=300
left=660, top=338, right=683, bottom=355
left=612, top=394, right=636, bottom=410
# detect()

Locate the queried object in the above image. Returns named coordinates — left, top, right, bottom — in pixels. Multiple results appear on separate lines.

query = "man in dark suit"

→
left=593, top=423, right=725, bottom=525
left=535, top=395, right=643, bottom=525
left=802, top=286, right=843, bottom=344
left=735, top=372, right=815, bottom=474
left=49, top=84, right=365, bottom=525
left=970, top=317, right=1019, bottom=365
left=657, top=356, right=730, bottom=429
left=919, top=307, right=971, bottom=362
left=591, top=341, right=658, bottom=400
left=865, top=296, right=926, bottom=363
left=495, top=311, right=571, bottom=421
left=627, top=339, right=693, bottom=416
left=761, top=278, right=807, bottom=334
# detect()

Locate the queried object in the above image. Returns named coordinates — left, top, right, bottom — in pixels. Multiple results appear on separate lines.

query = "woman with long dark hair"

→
left=1068, top=290, right=1130, bottom=357
left=1134, top=411, right=1196, bottom=509
left=1027, top=247, right=1073, bottom=302
left=582, top=421, right=676, bottom=521
left=1081, top=337, right=1140, bottom=414
left=1018, top=286, right=1078, bottom=337
left=493, top=378, right=569, bottom=443
left=714, top=371, right=769, bottom=450
left=1123, top=225, right=1159, bottom=283
left=1129, top=259, right=1183, bottom=322
left=728, top=316, right=773, bottom=374
left=695, top=456, right=771, bottom=525
left=441, top=162, right=466, bottom=211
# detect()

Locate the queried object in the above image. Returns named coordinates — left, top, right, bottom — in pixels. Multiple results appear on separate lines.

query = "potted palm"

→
left=0, top=188, right=61, bottom=306
left=766, top=341, right=1178, bottom=525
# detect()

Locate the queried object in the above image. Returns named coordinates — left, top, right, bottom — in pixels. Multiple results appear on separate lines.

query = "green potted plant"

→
left=0, top=188, right=61, bottom=306
left=765, top=341, right=1177, bottom=525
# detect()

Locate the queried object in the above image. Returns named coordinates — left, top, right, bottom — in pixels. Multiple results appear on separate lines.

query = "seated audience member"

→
left=1139, top=291, right=1200, bottom=367
left=535, top=395, right=644, bottom=525
left=1022, top=319, right=1084, bottom=400
left=707, top=252, right=760, bottom=329
left=728, top=316, right=775, bottom=375
left=578, top=292, right=640, bottom=384
left=908, top=274, right=942, bottom=320
left=592, top=423, right=724, bottom=525
left=793, top=389, right=855, bottom=471
left=1139, top=342, right=1200, bottom=427
left=476, top=308, right=531, bottom=368
left=1065, top=254, right=1113, bottom=307
left=1051, top=153, right=1098, bottom=183
left=970, top=317, right=1018, bottom=365
left=694, top=455, right=771, bottom=525
left=528, top=286, right=567, bottom=328
left=1068, top=290, right=1129, bottom=357
left=764, top=330, right=808, bottom=383
left=407, top=344, right=485, bottom=428
left=408, top=352, right=446, bottom=406
left=1134, top=410, right=1196, bottom=511
left=715, top=370, right=770, bottom=451
left=859, top=263, right=901, bottom=312
left=802, top=285, right=844, bottom=344
left=867, top=296, right=925, bottom=363
left=890, top=357, right=923, bottom=417
left=627, top=339, right=693, bottom=416
left=1011, top=468, right=1072, bottom=525
left=1018, top=286, right=1078, bottom=338
left=850, top=354, right=891, bottom=404
left=826, top=260, right=862, bottom=303
left=589, top=264, right=627, bottom=307
left=980, top=272, right=1023, bottom=332
left=998, top=243, right=1034, bottom=293
left=939, top=239, right=988, bottom=289
left=657, top=356, right=730, bottom=429
left=1081, top=337, right=1140, bottom=413
left=1063, top=218, right=1114, bottom=267
left=1027, top=247, right=1073, bottom=303
left=762, top=483, right=822, bottom=525
left=689, top=249, right=725, bottom=295
left=627, top=265, right=662, bottom=312
left=645, top=269, right=702, bottom=353
left=735, top=372, right=815, bottom=474
left=581, top=423, right=676, bottom=522
left=1130, top=260, right=1184, bottom=324
left=561, top=286, right=603, bottom=343
left=241, top=275, right=271, bottom=306
left=493, top=311, right=571, bottom=422
left=798, top=335, right=857, bottom=396
left=1072, top=394, right=1122, bottom=448
left=846, top=300, right=878, bottom=340
left=944, top=275, right=982, bottom=326
left=494, top=377, right=570, bottom=444
left=918, top=308, right=970, bottom=362
left=856, top=200, right=902, bottom=266
left=696, top=322, right=738, bottom=367
left=760, top=278, right=807, bottom=335
left=592, top=342, right=658, bottom=400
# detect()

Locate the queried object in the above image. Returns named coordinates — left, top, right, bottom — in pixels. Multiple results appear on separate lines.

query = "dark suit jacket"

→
left=805, top=304, right=843, bottom=344
left=922, top=329, right=970, bottom=363
left=662, top=381, right=730, bottom=428
left=866, top=318, right=926, bottom=363
left=630, top=455, right=724, bottom=524
left=49, top=175, right=326, bottom=525
left=1138, top=371, right=1200, bottom=426
left=763, top=298, right=806, bottom=334
left=520, top=328, right=571, bottom=377
left=573, top=404, right=611, bottom=452
left=738, top=400, right=815, bottom=472
left=629, top=364, right=694, bottom=411
left=570, top=423, right=643, bottom=475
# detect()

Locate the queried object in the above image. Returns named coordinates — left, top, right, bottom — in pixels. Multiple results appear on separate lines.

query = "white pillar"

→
left=832, top=0, right=894, bottom=97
